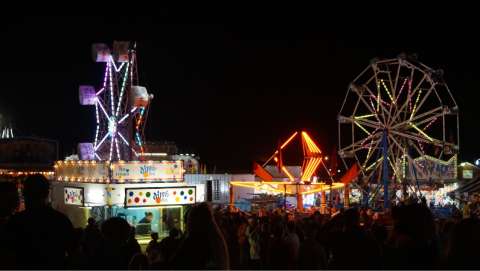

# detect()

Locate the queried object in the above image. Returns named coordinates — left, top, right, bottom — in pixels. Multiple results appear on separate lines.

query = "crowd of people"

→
left=1, top=174, right=480, bottom=270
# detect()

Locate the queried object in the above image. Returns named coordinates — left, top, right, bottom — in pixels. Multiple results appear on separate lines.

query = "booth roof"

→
left=451, top=176, right=480, bottom=194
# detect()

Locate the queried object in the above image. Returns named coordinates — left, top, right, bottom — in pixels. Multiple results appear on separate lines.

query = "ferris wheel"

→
left=338, top=55, right=459, bottom=207
left=79, top=41, right=153, bottom=161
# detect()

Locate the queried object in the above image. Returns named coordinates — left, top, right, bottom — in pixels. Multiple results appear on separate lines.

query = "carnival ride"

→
left=79, top=41, right=153, bottom=161
left=230, top=131, right=350, bottom=211
left=338, top=55, right=459, bottom=208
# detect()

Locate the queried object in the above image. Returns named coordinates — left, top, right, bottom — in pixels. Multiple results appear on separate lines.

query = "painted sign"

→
left=125, top=186, right=196, bottom=207
left=64, top=187, right=84, bottom=206
left=112, top=161, right=183, bottom=181
left=55, top=161, right=109, bottom=181
left=463, top=169, right=473, bottom=179
left=408, top=155, right=457, bottom=180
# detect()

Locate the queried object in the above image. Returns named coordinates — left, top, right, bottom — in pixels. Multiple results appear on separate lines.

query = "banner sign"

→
left=55, top=161, right=109, bottom=181
left=112, top=161, right=183, bottom=181
left=125, top=186, right=196, bottom=207
left=408, top=155, right=457, bottom=181
left=463, top=169, right=473, bottom=179
left=64, top=187, right=84, bottom=206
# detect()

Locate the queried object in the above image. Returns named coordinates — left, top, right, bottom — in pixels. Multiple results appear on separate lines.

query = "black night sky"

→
left=1, top=11, right=479, bottom=172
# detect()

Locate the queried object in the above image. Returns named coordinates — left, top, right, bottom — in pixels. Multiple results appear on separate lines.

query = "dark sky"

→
left=1, top=11, right=479, bottom=172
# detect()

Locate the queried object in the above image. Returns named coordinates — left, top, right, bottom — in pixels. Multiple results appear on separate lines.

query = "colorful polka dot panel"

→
left=125, top=187, right=196, bottom=207
left=64, top=187, right=84, bottom=206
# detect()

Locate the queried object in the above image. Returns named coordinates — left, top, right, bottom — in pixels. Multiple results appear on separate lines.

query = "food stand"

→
left=51, top=160, right=204, bottom=242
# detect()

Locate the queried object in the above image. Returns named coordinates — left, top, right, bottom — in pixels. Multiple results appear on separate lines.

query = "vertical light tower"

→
left=79, top=41, right=153, bottom=161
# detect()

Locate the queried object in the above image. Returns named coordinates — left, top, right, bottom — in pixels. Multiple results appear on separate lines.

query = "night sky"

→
left=1, top=12, right=479, bottom=172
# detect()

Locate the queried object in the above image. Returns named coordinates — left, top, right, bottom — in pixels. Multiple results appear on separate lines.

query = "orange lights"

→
left=281, top=166, right=295, bottom=181
left=280, top=131, right=299, bottom=149
left=302, top=131, right=321, bottom=154
left=299, top=131, right=324, bottom=182
left=301, top=157, right=322, bottom=182
left=230, top=181, right=345, bottom=195
left=257, top=130, right=328, bottom=183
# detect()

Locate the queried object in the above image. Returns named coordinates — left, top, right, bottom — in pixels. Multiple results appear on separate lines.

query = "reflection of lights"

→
left=108, top=117, right=117, bottom=135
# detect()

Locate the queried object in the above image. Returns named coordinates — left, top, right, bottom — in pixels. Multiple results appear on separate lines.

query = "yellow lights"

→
left=380, top=79, right=395, bottom=104
left=410, top=89, right=422, bottom=119
left=409, top=122, right=434, bottom=142
left=300, top=183, right=345, bottom=195
left=280, top=131, right=299, bottom=150
left=273, top=157, right=278, bottom=162
left=0, top=171, right=54, bottom=176
left=354, top=114, right=375, bottom=120
left=230, top=181, right=345, bottom=195
left=363, top=144, right=374, bottom=169
left=302, top=131, right=321, bottom=154
left=387, top=157, right=401, bottom=180
left=301, top=157, right=322, bottom=182
left=366, top=157, right=383, bottom=171
left=281, top=166, right=295, bottom=181
left=354, top=121, right=371, bottom=136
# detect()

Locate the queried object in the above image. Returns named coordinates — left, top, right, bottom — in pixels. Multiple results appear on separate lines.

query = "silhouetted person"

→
left=128, top=252, right=149, bottom=270
left=328, top=208, right=381, bottom=269
left=99, top=216, right=133, bottom=269
left=83, top=217, right=104, bottom=267
left=125, top=226, right=142, bottom=264
left=384, top=203, right=439, bottom=269
left=0, top=181, right=19, bottom=222
left=139, top=211, right=153, bottom=224
left=7, top=174, right=75, bottom=269
left=68, top=228, right=88, bottom=269
left=0, top=181, right=19, bottom=268
left=284, top=220, right=300, bottom=269
left=146, top=232, right=164, bottom=267
left=159, top=228, right=181, bottom=262
left=146, top=232, right=160, bottom=255
left=446, top=218, right=480, bottom=269
left=298, top=219, right=327, bottom=269
left=170, top=202, right=229, bottom=269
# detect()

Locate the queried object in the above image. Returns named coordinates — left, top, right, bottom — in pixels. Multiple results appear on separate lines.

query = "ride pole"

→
left=382, top=130, right=390, bottom=209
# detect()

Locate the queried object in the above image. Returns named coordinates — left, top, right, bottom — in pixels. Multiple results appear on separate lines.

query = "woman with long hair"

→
left=170, top=202, right=229, bottom=269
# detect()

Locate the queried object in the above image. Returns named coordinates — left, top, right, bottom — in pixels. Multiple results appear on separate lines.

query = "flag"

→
left=253, top=162, right=273, bottom=181
left=340, top=164, right=360, bottom=185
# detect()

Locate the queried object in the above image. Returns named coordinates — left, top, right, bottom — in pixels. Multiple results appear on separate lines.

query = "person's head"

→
left=87, top=217, right=97, bottom=226
left=0, top=181, right=19, bottom=217
left=151, top=232, right=158, bottom=241
left=101, top=217, right=131, bottom=244
left=343, top=208, right=360, bottom=229
left=23, top=174, right=50, bottom=209
left=144, top=212, right=153, bottom=222
left=169, top=227, right=180, bottom=238
left=186, top=202, right=216, bottom=235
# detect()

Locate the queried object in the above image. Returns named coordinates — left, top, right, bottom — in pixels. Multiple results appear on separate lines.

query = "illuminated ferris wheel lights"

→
left=339, top=57, right=459, bottom=207
left=117, top=131, right=130, bottom=146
